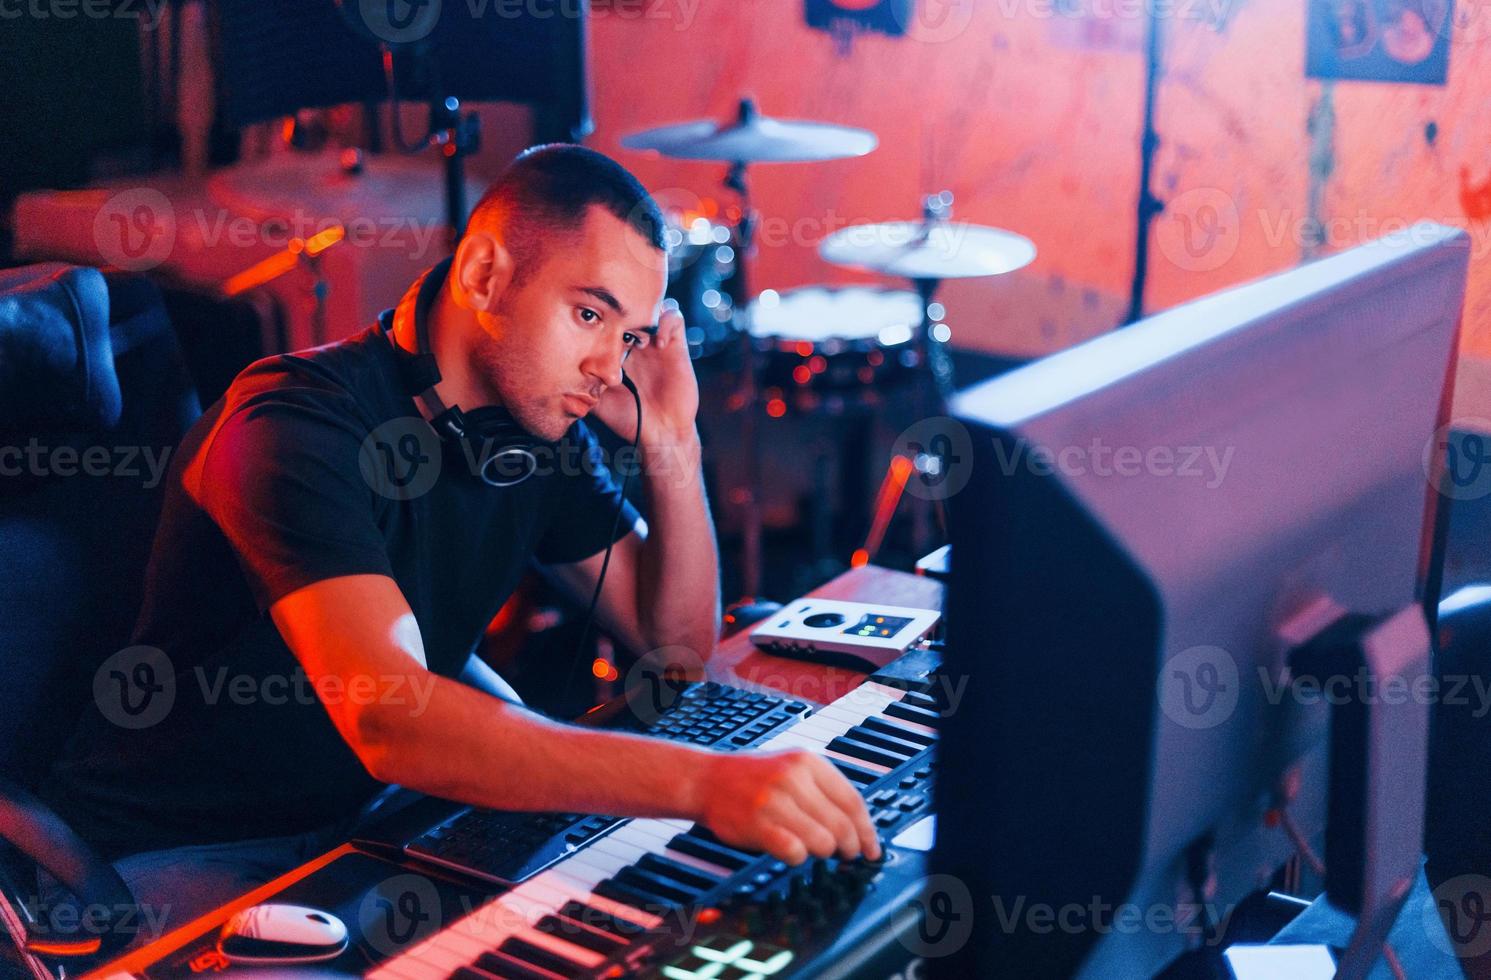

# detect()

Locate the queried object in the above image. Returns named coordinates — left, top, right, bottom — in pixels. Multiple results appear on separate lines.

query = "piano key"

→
left=816, top=698, right=899, bottom=726
left=667, top=832, right=756, bottom=870
left=554, top=900, right=647, bottom=938
left=826, top=736, right=907, bottom=771
left=563, top=890, right=660, bottom=931
left=614, top=866, right=700, bottom=904
left=455, top=898, right=539, bottom=947
left=401, top=935, right=487, bottom=977
left=860, top=680, right=919, bottom=701
left=483, top=942, right=581, bottom=978
left=885, top=700, right=942, bottom=728
left=844, top=724, right=924, bottom=757
left=583, top=836, right=652, bottom=866
left=412, top=923, right=492, bottom=963
left=534, top=915, right=625, bottom=955
left=498, top=931, right=603, bottom=974
left=636, top=852, right=722, bottom=891
left=830, top=757, right=880, bottom=786
left=480, top=945, right=576, bottom=980
left=592, top=875, right=680, bottom=912
left=459, top=956, right=563, bottom=980
left=371, top=957, right=442, bottom=980
left=618, top=825, right=735, bottom=879
left=772, top=733, right=890, bottom=777
left=861, top=715, right=936, bottom=747
left=901, top=691, right=943, bottom=713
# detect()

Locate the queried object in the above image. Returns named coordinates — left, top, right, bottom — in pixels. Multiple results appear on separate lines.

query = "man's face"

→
left=471, top=205, right=668, bottom=441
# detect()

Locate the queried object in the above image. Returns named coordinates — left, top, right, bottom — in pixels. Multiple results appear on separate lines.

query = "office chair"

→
left=0, top=263, right=200, bottom=972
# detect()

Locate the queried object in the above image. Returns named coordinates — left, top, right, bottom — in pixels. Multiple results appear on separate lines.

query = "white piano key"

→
left=402, top=937, right=479, bottom=977
left=510, top=925, right=607, bottom=969
left=575, top=890, right=664, bottom=930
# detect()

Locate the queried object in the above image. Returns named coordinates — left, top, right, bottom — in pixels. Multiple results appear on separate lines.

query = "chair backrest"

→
left=0, top=264, right=201, bottom=788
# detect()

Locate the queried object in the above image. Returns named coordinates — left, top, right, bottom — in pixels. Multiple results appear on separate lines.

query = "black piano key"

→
left=862, top=715, right=935, bottom=747
left=493, top=937, right=585, bottom=979
left=555, top=900, right=646, bottom=938
left=830, top=757, right=879, bottom=786
left=828, top=735, right=907, bottom=770
left=884, top=700, right=942, bottom=728
left=667, top=833, right=755, bottom=870
left=636, top=853, right=722, bottom=891
left=902, top=691, right=944, bottom=712
left=593, top=876, right=680, bottom=912
left=535, top=915, right=625, bottom=955
left=615, top=866, right=700, bottom=904
left=450, top=968, right=502, bottom=980
left=846, top=724, right=923, bottom=758
left=471, top=950, right=567, bottom=980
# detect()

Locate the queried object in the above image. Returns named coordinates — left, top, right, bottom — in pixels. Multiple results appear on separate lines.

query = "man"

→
left=41, top=145, right=879, bottom=931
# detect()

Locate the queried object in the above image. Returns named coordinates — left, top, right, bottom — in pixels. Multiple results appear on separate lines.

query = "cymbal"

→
left=621, top=98, right=877, bottom=164
left=819, top=221, right=1037, bottom=279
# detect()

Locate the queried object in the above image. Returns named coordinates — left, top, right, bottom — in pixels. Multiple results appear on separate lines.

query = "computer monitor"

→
left=933, top=223, right=1471, bottom=978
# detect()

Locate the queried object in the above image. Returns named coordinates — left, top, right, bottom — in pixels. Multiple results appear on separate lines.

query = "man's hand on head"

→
left=592, top=308, right=698, bottom=449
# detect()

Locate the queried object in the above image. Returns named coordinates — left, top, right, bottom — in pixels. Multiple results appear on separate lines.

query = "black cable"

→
left=380, top=44, right=432, bottom=155
left=564, top=374, right=643, bottom=705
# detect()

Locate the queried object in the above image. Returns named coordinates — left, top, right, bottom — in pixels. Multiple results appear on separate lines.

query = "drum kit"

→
left=620, top=98, right=1037, bottom=596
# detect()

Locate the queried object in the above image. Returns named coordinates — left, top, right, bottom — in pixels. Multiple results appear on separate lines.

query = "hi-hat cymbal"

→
left=819, top=221, right=1037, bottom=279
left=621, top=98, right=877, bottom=164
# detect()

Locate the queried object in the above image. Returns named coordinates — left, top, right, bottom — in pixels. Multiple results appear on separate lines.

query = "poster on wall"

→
left=1306, top=0, right=1451, bottom=84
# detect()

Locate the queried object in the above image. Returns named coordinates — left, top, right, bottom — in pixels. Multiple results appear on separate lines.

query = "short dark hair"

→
left=467, top=144, right=666, bottom=285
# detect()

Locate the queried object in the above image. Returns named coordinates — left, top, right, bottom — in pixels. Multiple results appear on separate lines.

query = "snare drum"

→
left=746, top=285, right=923, bottom=415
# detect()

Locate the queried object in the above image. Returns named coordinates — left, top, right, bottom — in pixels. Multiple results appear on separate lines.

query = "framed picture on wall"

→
left=1306, top=0, right=1451, bottom=84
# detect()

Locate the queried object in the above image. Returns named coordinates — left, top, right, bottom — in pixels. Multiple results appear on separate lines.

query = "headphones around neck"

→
left=382, top=257, right=551, bottom=488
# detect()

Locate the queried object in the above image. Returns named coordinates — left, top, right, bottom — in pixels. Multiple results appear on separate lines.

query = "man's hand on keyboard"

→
left=694, top=749, right=883, bottom=865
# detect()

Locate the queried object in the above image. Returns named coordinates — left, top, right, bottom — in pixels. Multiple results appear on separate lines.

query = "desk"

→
left=88, top=565, right=940, bottom=978
left=707, top=566, right=943, bottom=707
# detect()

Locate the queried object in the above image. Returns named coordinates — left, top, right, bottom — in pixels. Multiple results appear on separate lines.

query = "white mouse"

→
left=218, top=903, right=349, bottom=965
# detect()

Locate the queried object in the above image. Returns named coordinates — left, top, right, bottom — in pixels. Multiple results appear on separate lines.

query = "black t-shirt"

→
left=40, top=323, right=638, bottom=861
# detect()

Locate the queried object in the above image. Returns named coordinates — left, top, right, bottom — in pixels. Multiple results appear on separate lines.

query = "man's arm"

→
left=271, top=574, right=879, bottom=865
left=549, top=307, right=720, bottom=662
left=545, top=431, right=719, bottom=662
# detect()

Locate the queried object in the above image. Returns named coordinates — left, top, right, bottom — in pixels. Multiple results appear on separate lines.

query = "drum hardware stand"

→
left=1124, top=2, right=1167, bottom=325
left=722, top=106, right=764, bottom=601
left=859, top=192, right=956, bottom=564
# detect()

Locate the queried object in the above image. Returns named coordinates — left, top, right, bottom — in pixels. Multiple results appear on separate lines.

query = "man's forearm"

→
left=634, top=429, right=720, bottom=659
left=364, top=672, right=715, bottom=818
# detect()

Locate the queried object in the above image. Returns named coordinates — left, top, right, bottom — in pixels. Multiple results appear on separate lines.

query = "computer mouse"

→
left=218, top=903, right=349, bottom=965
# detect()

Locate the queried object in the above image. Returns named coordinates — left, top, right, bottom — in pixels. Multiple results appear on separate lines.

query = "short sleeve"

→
left=533, top=421, right=642, bottom=565
left=196, top=393, right=394, bottom=610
